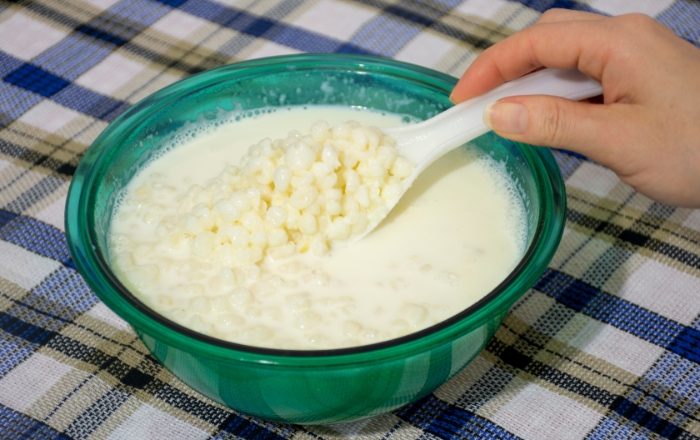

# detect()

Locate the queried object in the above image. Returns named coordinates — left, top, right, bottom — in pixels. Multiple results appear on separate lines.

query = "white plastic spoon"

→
left=363, top=68, right=602, bottom=237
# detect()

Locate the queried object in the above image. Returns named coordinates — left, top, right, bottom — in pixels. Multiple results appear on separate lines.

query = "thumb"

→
left=485, top=96, right=622, bottom=162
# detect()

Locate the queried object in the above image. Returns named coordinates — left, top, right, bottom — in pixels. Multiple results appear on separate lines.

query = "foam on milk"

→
left=109, top=106, right=526, bottom=349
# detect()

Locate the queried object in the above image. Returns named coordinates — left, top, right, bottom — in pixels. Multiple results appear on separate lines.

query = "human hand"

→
left=451, top=10, right=700, bottom=208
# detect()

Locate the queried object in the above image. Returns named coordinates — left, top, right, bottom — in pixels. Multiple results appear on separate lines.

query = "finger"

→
left=451, top=20, right=612, bottom=102
left=537, top=8, right=604, bottom=24
left=484, top=96, right=638, bottom=168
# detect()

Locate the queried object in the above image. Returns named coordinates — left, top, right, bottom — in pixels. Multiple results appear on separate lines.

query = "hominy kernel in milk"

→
left=110, top=106, right=526, bottom=349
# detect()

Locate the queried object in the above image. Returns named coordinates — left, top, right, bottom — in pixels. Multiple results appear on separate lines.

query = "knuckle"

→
left=538, top=101, right=569, bottom=146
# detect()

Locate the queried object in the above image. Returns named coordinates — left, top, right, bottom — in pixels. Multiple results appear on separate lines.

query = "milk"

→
left=110, top=106, right=526, bottom=349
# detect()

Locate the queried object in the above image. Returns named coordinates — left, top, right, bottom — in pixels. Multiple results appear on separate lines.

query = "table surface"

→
left=1, top=1, right=699, bottom=439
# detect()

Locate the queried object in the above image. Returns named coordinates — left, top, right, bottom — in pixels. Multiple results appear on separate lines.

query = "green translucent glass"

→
left=65, top=54, right=566, bottom=424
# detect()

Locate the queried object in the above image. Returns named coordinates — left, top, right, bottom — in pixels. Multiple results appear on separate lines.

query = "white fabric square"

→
left=0, top=241, right=60, bottom=290
left=19, top=101, right=81, bottom=133
left=395, top=31, right=453, bottom=68
left=75, top=52, right=144, bottom=95
left=0, top=12, right=67, bottom=61
left=292, top=0, right=374, bottom=40
left=33, top=189, right=68, bottom=231
left=245, top=41, right=301, bottom=59
left=456, top=0, right=513, bottom=19
left=0, top=159, right=13, bottom=178
left=567, top=321, right=664, bottom=376
left=567, top=162, right=619, bottom=198
left=618, top=259, right=700, bottom=325
left=683, top=209, right=700, bottom=230
left=151, top=10, right=210, bottom=39
left=87, top=302, right=130, bottom=331
left=86, top=0, right=121, bottom=10
left=492, top=382, right=603, bottom=440
left=588, top=0, right=673, bottom=17
left=107, top=405, right=209, bottom=440
left=0, top=353, right=72, bottom=412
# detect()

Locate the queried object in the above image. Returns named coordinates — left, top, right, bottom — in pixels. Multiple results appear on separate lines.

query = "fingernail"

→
left=485, top=102, right=528, bottom=134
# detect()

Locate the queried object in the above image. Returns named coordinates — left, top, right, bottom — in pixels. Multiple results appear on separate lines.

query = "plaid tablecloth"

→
left=1, top=0, right=699, bottom=439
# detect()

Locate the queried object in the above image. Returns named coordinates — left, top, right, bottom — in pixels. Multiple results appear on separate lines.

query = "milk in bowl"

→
left=108, top=105, right=526, bottom=350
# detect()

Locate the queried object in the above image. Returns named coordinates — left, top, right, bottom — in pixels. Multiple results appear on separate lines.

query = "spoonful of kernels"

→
left=361, top=68, right=602, bottom=239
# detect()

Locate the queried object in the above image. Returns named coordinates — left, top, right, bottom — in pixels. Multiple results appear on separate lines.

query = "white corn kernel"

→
left=265, top=205, right=287, bottom=227
left=267, top=228, right=288, bottom=247
left=214, top=199, right=240, bottom=221
left=299, top=213, right=317, bottom=235
left=273, top=166, right=291, bottom=192
left=285, top=142, right=315, bottom=170
left=290, top=186, right=318, bottom=210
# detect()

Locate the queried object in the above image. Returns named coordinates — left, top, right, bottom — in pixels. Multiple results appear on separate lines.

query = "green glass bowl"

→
left=65, top=54, right=565, bottom=424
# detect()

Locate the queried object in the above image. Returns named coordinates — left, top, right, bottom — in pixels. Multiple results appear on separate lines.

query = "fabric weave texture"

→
left=0, top=0, right=699, bottom=438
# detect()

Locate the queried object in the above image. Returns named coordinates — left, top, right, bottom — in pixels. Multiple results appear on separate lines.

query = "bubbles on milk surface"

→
left=109, top=105, right=527, bottom=350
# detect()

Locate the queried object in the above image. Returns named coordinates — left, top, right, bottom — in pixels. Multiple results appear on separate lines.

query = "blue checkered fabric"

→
left=1, top=0, right=699, bottom=439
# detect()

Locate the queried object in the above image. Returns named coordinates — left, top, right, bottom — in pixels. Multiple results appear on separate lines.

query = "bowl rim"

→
left=65, top=53, right=566, bottom=366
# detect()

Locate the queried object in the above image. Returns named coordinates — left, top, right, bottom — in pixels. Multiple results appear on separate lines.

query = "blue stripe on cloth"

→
left=397, top=394, right=520, bottom=439
left=515, top=0, right=596, bottom=13
left=33, top=35, right=114, bottom=80
left=29, top=267, right=98, bottom=319
left=667, top=327, right=700, bottom=364
left=180, top=0, right=373, bottom=54
left=0, top=208, right=18, bottom=228
left=0, top=51, right=23, bottom=78
left=4, top=64, right=70, bottom=98
left=5, top=301, right=75, bottom=336
left=552, top=149, right=585, bottom=179
left=0, top=82, right=44, bottom=125
left=272, top=25, right=372, bottom=54
left=4, top=174, right=67, bottom=213
left=155, top=0, right=188, bottom=6
left=108, top=0, right=172, bottom=27
left=241, top=16, right=275, bottom=37
left=0, top=53, right=129, bottom=122
left=586, top=415, right=654, bottom=440
left=52, top=84, right=130, bottom=121
left=0, top=404, right=71, bottom=439
left=75, top=24, right=129, bottom=47
left=535, top=269, right=695, bottom=360
left=553, top=147, right=588, bottom=161
left=0, top=209, right=74, bottom=267
left=431, top=0, right=464, bottom=7
left=0, top=337, right=35, bottom=377
left=346, top=15, right=421, bottom=56
left=641, top=352, right=700, bottom=417
left=214, top=414, right=287, bottom=440
left=0, top=312, right=58, bottom=346
left=657, top=0, right=700, bottom=45
left=609, top=396, right=683, bottom=439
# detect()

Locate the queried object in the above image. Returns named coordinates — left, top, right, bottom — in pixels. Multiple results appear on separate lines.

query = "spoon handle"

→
left=391, top=69, right=603, bottom=168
